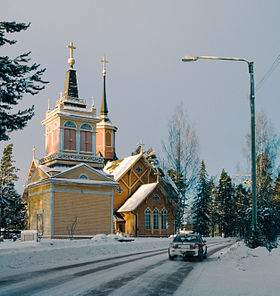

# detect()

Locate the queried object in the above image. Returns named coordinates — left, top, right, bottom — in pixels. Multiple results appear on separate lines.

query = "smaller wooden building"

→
left=104, top=153, right=177, bottom=236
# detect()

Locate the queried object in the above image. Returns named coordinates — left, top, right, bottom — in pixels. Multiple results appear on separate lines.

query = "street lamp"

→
left=182, top=55, right=257, bottom=233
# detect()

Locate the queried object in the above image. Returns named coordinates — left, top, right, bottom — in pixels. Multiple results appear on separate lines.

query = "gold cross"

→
left=138, top=140, right=144, bottom=153
left=101, top=56, right=109, bottom=75
left=32, top=145, right=36, bottom=159
left=67, top=42, right=76, bottom=59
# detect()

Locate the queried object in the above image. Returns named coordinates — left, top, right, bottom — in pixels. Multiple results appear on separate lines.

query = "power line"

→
left=255, top=54, right=280, bottom=92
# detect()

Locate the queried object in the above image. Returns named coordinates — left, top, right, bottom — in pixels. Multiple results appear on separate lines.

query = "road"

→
left=0, top=240, right=233, bottom=296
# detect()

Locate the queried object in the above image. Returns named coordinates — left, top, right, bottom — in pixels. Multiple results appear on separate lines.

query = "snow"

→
left=174, top=240, right=280, bottom=296
left=0, top=236, right=279, bottom=295
left=104, top=153, right=142, bottom=180
left=117, top=183, right=158, bottom=212
left=0, top=235, right=170, bottom=276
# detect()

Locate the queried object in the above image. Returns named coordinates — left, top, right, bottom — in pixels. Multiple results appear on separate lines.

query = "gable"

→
left=26, top=160, right=50, bottom=185
left=55, top=164, right=114, bottom=182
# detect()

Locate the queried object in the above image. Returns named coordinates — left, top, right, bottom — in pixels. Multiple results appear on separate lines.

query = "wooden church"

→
left=24, top=42, right=177, bottom=238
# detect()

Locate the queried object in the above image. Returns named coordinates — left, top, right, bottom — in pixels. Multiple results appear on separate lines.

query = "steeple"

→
left=96, top=56, right=118, bottom=162
left=64, top=42, right=79, bottom=98
left=100, top=56, right=109, bottom=120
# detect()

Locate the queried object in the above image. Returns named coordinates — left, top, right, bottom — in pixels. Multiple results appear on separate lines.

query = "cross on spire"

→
left=67, top=42, right=76, bottom=58
left=101, top=56, right=109, bottom=76
left=138, top=140, right=144, bottom=153
left=32, top=145, right=36, bottom=160
left=67, top=42, right=76, bottom=68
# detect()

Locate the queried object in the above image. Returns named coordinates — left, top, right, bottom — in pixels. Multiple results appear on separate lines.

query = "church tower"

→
left=40, top=42, right=103, bottom=169
left=24, top=43, right=118, bottom=237
left=96, top=57, right=118, bottom=162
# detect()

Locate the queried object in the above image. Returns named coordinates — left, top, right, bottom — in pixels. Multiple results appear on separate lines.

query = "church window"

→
left=64, top=121, right=77, bottom=128
left=145, top=208, right=151, bottom=230
left=79, top=174, right=89, bottom=179
left=105, top=131, right=112, bottom=146
left=153, top=209, right=159, bottom=230
left=116, top=186, right=123, bottom=194
left=136, top=166, right=142, bottom=174
left=153, top=194, right=160, bottom=201
left=64, top=121, right=76, bottom=151
left=80, top=123, right=92, bottom=130
left=161, top=209, right=167, bottom=230
left=80, top=124, right=93, bottom=152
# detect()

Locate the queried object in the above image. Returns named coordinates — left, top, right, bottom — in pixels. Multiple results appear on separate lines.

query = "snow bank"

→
left=175, top=241, right=280, bottom=296
left=0, top=235, right=170, bottom=275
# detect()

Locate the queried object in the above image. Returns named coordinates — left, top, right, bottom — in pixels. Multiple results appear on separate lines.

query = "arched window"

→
left=153, top=209, right=159, bottom=230
left=145, top=208, right=151, bottom=230
left=161, top=209, right=167, bottom=230
left=64, top=121, right=76, bottom=151
left=80, top=123, right=93, bottom=152
left=79, top=174, right=89, bottom=179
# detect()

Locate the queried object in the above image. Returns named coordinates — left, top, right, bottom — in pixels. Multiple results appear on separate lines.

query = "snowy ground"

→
left=0, top=235, right=279, bottom=295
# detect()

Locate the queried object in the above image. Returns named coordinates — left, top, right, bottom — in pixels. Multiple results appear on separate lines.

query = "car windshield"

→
left=173, top=235, right=198, bottom=243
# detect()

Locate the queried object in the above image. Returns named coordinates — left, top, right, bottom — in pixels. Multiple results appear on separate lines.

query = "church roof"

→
left=117, top=183, right=158, bottom=212
left=104, top=153, right=142, bottom=180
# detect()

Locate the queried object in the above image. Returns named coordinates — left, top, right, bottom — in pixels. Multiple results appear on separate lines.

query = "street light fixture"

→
left=182, top=55, right=257, bottom=233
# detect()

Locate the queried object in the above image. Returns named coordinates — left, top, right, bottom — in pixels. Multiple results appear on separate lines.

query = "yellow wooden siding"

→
left=54, top=184, right=111, bottom=194
left=122, top=212, right=136, bottom=235
left=29, top=190, right=51, bottom=235
left=53, top=192, right=112, bottom=235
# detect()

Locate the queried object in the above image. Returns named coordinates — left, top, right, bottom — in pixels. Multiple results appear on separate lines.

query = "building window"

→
left=79, top=174, right=88, bottom=179
left=80, top=123, right=92, bottom=131
left=116, top=186, right=123, bottom=194
left=161, top=209, right=167, bottom=230
left=80, top=124, right=93, bottom=153
left=136, top=166, right=142, bottom=174
left=153, top=194, right=160, bottom=201
left=153, top=209, right=159, bottom=230
left=64, top=121, right=76, bottom=151
left=145, top=208, right=151, bottom=230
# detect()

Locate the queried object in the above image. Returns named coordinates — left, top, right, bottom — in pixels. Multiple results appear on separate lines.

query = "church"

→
left=24, top=43, right=177, bottom=238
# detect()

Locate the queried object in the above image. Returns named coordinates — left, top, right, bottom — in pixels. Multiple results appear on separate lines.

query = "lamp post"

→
left=182, top=55, right=257, bottom=233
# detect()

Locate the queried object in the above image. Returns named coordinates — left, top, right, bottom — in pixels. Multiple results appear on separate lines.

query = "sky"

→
left=2, top=0, right=280, bottom=193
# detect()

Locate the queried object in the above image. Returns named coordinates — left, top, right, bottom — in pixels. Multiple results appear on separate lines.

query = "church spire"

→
left=100, top=56, right=109, bottom=120
left=64, top=42, right=79, bottom=98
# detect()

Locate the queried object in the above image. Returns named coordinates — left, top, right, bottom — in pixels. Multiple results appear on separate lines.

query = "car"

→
left=168, top=233, right=207, bottom=261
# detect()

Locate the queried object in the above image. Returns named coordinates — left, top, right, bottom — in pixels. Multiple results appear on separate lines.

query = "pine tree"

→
left=216, top=170, right=236, bottom=237
left=235, top=184, right=250, bottom=237
left=0, top=21, right=48, bottom=141
left=192, top=161, right=212, bottom=236
left=0, top=144, right=26, bottom=235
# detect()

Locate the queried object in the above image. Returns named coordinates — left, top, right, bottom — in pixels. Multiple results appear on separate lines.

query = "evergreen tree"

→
left=0, top=144, right=26, bottom=234
left=216, top=170, right=236, bottom=237
left=0, top=21, right=48, bottom=141
left=192, top=161, right=212, bottom=236
left=235, top=184, right=250, bottom=237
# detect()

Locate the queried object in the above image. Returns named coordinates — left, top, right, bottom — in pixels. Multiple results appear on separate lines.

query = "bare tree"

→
left=162, top=102, right=200, bottom=230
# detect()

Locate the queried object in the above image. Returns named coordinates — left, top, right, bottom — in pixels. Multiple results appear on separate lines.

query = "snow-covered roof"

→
left=104, top=153, right=142, bottom=180
left=117, top=183, right=158, bottom=212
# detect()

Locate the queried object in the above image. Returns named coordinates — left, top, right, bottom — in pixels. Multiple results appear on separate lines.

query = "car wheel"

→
left=169, top=254, right=175, bottom=260
left=203, top=248, right=208, bottom=259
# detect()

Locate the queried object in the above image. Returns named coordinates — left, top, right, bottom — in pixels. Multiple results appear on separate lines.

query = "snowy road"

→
left=0, top=240, right=233, bottom=296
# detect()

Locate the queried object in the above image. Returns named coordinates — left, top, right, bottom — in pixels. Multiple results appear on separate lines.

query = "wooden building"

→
left=24, top=43, right=118, bottom=238
left=104, top=153, right=177, bottom=237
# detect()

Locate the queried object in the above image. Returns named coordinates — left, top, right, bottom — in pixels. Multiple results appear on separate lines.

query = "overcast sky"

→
left=2, top=0, right=280, bottom=193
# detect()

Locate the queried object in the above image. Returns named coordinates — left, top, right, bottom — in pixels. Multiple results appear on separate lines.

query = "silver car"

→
left=168, top=233, right=207, bottom=261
